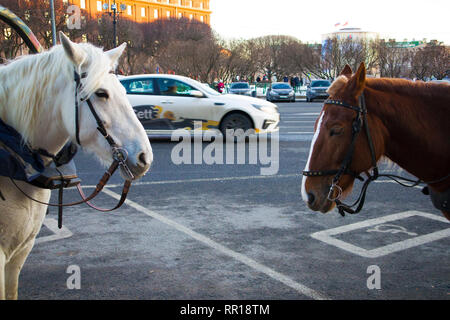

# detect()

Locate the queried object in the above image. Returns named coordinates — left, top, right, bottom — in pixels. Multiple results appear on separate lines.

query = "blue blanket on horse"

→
left=0, top=117, right=45, bottom=182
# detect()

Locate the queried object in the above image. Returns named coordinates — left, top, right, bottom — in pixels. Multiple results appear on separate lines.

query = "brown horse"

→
left=301, top=63, right=450, bottom=220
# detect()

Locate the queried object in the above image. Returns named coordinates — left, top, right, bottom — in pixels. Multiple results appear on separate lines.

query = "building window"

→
left=200, top=15, right=203, bottom=22
left=97, top=1, right=102, bottom=12
left=167, top=11, right=170, bottom=18
left=154, top=9, right=158, bottom=18
left=179, top=0, right=182, bottom=5
left=127, top=5, right=132, bottom=15
left=80, top=0, right=86, bottom=9
left=189, top=1, right=192, bottom=7
left=178, top=12, right=182, bottom=18
left=189, top=14, right=193, bottom=20
left=200, top=2, right=203, bottom=9
left=141, top=7, right=145, bottom=17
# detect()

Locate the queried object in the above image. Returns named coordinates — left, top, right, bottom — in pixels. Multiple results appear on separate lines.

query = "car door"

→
left=154, top=78, right=215, bottom=131
left=120, top=78, right=172, bottom=130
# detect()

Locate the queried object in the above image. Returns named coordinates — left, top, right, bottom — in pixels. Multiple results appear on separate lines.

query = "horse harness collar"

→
left=9, top=69, right=135, bottom=228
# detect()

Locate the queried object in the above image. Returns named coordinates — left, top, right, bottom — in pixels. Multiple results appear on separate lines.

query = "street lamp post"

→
left=103, top=1, right=125, bottom=48
left=50, top=0, right=57, bottom=46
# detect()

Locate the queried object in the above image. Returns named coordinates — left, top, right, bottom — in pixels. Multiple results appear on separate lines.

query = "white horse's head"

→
left=55, top=32, right=152, bottom=179
left=0, top=33, right=152, bottom=180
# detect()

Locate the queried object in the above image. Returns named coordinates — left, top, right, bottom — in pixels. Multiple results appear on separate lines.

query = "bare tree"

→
left=409, top=41, right=449, bottom=80
left=375, top=39, right=412, bottom=78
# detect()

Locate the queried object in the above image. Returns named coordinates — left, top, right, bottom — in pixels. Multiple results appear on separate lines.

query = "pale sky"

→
left=210, top=0, right=450, bottom=44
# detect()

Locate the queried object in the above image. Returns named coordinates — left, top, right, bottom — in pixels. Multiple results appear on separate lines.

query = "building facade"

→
left=322, top=27, right=379, bottom=42
left=69, top=0, right=211, bottom=24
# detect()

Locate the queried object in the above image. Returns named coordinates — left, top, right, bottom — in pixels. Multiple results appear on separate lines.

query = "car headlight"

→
left=270, top=91, right=278, bottom=96
left=252, top=104, right=276, bottom=113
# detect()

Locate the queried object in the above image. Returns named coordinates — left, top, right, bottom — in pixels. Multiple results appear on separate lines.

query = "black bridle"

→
left=10, top=70, right=137, bottom=229
left=74, top=70, right=134, bottom=180
left=302, top=93, right=450, bottom=217
left=302, top=94, right=379, bottom=216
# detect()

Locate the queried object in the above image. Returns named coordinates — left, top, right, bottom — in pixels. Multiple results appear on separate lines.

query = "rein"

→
left=302, top=93, right=450, bottom=217
left=9, top=69, right=135, bottom=228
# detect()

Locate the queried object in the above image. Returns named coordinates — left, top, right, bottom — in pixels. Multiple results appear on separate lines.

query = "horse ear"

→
left=340, top=64, right=353, bottom=78
left=59, top=31, right=86, bottom=68
left=346, top=62, right=366, bottom=98
left=105, top=42, right=127, bottom=66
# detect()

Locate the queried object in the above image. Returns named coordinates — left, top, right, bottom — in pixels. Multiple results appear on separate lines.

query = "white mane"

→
left=0, top=43, right=114, bottom=147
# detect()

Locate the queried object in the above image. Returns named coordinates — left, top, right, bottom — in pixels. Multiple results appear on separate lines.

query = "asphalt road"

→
left=20, top=100, right=450, bottom=300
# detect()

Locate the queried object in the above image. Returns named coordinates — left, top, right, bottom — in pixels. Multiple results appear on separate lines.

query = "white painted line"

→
left=283, top=132, right=314, bottom=134
left=35, top=218, right=73, bottom=245
left=311, top=211, right=450, bottom=258
left=102, top=188, right=329, bottom=300
left=282, top=126, right=315, bottom=129
left=373, top=179, right=423, bottom=189
left=81, top=173, right=301, bottom=189
left=282, top=120, right=316, bottom=123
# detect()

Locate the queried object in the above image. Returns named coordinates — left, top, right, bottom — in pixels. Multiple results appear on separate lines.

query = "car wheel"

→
left=220, top=113, right=253, bottom=141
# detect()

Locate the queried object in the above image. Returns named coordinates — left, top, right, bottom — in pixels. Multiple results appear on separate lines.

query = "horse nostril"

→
left=307, top=192, right=315, bottom=205
left=138, top=152, right=147, bottom=166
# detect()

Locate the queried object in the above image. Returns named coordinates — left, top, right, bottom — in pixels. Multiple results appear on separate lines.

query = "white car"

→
left=119, top=74, right=280, bottom=137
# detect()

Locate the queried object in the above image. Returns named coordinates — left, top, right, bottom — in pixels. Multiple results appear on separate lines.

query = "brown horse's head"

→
left=301, top=63, right=384, bottom=213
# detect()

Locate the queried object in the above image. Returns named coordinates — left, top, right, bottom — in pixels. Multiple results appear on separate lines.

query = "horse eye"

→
left=95, top=89, right=109, bottom=99
left=330, top=127, right=344, bottom=136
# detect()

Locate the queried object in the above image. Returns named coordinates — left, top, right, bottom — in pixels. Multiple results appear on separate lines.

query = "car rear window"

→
left=121, top=79, right=155, bottom=94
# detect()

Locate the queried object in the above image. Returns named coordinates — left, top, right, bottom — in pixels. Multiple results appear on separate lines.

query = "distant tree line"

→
left=1, top=0, right=449, bottom=82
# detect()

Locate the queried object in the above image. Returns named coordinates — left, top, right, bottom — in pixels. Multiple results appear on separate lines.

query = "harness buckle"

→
left=112, top=147, right=134, bottom=181
left=327, top=183, right=343, bottom=201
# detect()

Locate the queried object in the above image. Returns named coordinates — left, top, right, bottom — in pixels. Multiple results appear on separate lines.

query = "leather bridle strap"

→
left=10, top=70, right=135, bottom=228
left=9, top=160, right=129, bottom=209
left=302, top=94, right=379, bottom=216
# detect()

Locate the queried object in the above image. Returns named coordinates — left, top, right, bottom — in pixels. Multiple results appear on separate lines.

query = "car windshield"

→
left=311, top=80, right=331, bottom=87
left=171, top=77, right=221, bottom=96
left=231, top=83, right=250, bottom=89
left=272, top=83, right=291, bottom=89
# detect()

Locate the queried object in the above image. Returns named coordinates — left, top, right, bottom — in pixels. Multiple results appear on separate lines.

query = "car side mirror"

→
left=191, top=90, right=204, bottom=98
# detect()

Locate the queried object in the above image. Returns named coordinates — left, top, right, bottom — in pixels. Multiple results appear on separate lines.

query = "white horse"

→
left=0, top=32, right=153, bottom=299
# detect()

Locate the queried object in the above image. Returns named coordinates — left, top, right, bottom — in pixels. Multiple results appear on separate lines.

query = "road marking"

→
left=311, top=211, right=450, bottom=258
left=79, top=172, right=416, bottom=190
left=282, top=126, right=315, bottom=129
left=35, top=218, right=73, bottom=245
left=282, top=120, right=316, bottom=123
left=81, top=173, right=301, bottom=189
left=102, top=188, right=329, bottom=300
left=282, top=132, right=315, bottom=134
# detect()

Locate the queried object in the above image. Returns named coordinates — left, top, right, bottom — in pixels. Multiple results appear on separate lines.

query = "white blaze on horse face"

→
left=301, top=111, right=325, bottom=203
